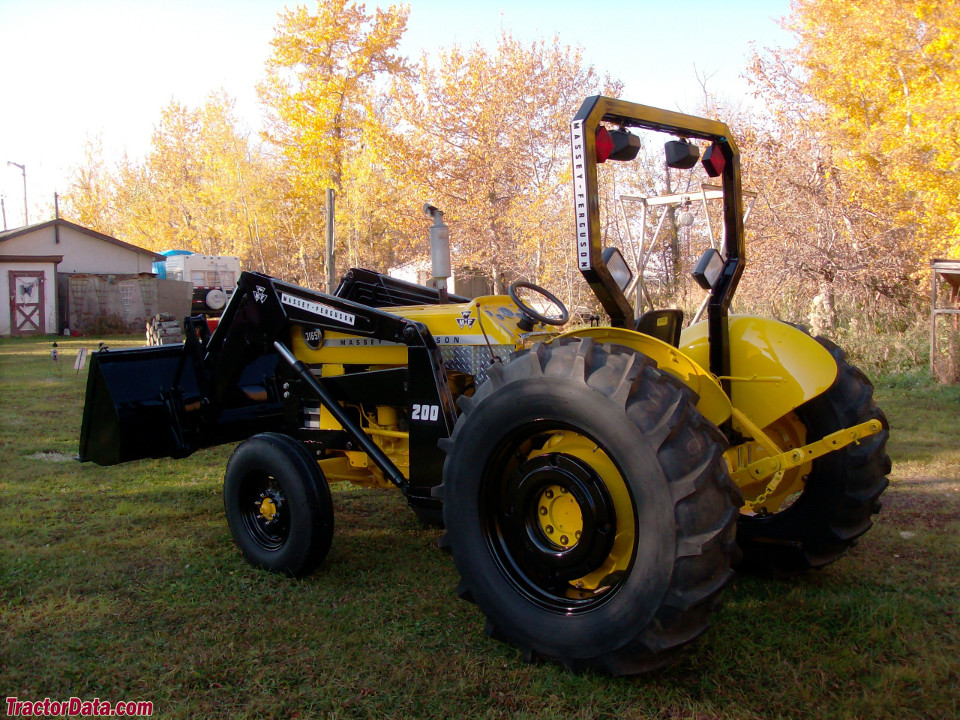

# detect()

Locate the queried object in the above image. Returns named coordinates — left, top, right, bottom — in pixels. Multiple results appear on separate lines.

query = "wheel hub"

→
left=536, top=484, right=583, bottom=549
left=501, top=453, right=616, bottom=582
left=255, top=489, right=284, bottom=525
left=732, top=411, right=809, bottom=514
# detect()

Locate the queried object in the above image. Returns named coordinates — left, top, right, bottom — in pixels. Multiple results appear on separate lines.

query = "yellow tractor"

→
left=80, top=96, right=889, bottom=675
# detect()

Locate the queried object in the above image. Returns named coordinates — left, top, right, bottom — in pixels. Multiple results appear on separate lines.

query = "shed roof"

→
left=0, top=254, right=63, bottom=263
left=0, top=219, right=164, bottom=260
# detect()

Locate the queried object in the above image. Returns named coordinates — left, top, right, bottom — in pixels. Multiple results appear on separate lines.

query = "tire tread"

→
left=438, top=337, right=738, bottom=675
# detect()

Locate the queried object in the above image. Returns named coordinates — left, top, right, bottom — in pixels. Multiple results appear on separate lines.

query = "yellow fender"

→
left=679, top=316, right=838, bottom=430
left=555, top=327, right=732, bottom=428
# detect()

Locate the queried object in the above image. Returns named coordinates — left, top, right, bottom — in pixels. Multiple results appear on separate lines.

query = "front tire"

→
left=224, top=433, right=334, bottom=577
left=436, top=338, right=740, bottom=675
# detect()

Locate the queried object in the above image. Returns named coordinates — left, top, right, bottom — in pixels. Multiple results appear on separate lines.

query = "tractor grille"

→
left=441, top=345, right=513, bottom=385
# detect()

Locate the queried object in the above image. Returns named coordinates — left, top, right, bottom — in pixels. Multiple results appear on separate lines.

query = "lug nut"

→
left=560, top=535, right=569, bottom=546
left=545, top=525, right=554, bottom=534
left=545, top=489, right=554, bottom=499
left=539, top=506, right=548, bottom=515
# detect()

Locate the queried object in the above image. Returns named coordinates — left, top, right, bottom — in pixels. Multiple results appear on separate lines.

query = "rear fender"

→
left=554, top=327, right=731, bottom=427
left=679, top=316, right=838, bottom=429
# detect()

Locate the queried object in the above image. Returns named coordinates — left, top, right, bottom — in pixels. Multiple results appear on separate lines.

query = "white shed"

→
left=0, top=220, right=165, bottom=336
left=0, top=219, right=162, bottom=275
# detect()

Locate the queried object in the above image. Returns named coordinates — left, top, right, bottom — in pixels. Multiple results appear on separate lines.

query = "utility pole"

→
left=6, top=161, right=27, bottom=226
left=325, top=188, right=335, bottom=293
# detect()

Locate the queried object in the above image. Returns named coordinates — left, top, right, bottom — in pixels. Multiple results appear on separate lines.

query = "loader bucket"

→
left=79, top=345, right=284, bottom=466
left=79, top=345, right=203, bottom=465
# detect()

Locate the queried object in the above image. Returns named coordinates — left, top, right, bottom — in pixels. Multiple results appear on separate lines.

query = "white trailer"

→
left=163, top=253, right=240, bottom=316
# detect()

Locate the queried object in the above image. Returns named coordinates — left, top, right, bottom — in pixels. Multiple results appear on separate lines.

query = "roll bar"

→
left=570, top=96, right=746, bottom=385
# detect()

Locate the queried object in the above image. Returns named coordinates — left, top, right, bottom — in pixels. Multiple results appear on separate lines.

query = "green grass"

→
left=1, top=335, right=958, bottom=719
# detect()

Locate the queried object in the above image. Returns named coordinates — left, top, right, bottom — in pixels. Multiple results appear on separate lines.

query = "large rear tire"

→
left=224, top=433, right=334, bottom=577
left=736, top=337, right=890, bottom=574
left=436, top=338, right=740, bottom=675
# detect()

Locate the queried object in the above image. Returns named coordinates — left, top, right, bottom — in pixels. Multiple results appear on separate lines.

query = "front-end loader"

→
left=79, top=96, right=890, bottom=675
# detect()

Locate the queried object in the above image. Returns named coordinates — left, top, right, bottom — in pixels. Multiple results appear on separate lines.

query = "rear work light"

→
left=665, top=140, right=700, bottom=169
left=693, top=248, right=724, bottom=290
left=595, top=126, right=642, bottom=163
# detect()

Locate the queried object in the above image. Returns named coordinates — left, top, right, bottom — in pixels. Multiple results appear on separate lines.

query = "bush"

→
left=83, top=313, right=134, bottom=337
left=829, top=312, right=930, bottom=379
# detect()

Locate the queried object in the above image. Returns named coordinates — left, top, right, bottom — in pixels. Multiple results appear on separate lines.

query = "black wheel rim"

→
left=480, top=424, right=636, bottom=613
left=237, top=471, right=290, bottom=551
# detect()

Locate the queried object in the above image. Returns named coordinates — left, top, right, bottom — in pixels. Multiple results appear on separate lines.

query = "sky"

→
left=0, top=0, right=791, bottom=230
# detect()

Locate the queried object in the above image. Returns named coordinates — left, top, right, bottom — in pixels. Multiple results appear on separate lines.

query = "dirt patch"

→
left=882, top=476, right=960, bottom=531
left=28, top=451, right=76, bottom=463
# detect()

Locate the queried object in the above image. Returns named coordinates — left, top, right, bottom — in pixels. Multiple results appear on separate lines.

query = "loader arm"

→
left=79, top=271, right=457, bottom=491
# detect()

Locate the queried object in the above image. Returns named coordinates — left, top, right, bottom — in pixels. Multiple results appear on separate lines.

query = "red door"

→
left=8, top=270, right=45, bottom=335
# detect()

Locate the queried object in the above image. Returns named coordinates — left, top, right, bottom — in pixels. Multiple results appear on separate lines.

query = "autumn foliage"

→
left=62, top=0, right=959, bottom=372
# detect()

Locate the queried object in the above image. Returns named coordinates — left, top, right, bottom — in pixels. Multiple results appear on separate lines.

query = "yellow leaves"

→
left=785, top=0, right=960, bottom=260
left=63, top=91, right=289, bottom=268
left=384, top=32, right=616, bottom=292
left=260, top=0, right=409, bottom=196
left=61, top=2, right=607, bottom=301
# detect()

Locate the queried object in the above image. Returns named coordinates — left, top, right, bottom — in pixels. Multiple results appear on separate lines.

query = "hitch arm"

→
left=732, top=418, right=883, bottom=511
left=272, top=341, right=409, bottom=492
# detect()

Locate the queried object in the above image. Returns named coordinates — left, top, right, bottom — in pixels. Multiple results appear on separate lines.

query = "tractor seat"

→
left=635, top=309, right=684, bottom=347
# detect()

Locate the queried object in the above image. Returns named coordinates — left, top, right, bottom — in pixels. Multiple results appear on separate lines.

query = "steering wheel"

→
left=508, top=281, right=570, bottom=331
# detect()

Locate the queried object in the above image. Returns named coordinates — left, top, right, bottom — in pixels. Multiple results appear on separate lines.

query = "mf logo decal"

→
left=253, top=286, right=268, bottom=304
left=456, top=310, right=476, bottom=329
left=411, top=403, right=440, bottom=422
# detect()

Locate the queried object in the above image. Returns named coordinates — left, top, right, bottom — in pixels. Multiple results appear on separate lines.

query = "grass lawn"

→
left=1, top=334, right=958, bottom=719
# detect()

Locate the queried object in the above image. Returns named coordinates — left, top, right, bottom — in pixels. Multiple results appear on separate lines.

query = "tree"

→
left=388, top=32, right=619, bottom=302
left=261, top=0, right=409, bottom=194
left=336, top=113, right=425, bottom=273
left=63, top=136, right=116, bottom=233
left=259, top=0, right=410, bottom=287
left=788, top=0, right=960, bottom=258
left=63, top=93, right=280, bottom=273
left=735, top=2, right=960, bottom=328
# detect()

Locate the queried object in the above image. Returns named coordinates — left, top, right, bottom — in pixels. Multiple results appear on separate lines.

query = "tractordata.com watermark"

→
left=5, top=697, right=153, bottom=717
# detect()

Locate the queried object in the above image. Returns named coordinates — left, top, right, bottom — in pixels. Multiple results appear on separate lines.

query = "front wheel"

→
left=224, top=433, right=334, bottom=577
left=436, top=338, right=740, bottom=675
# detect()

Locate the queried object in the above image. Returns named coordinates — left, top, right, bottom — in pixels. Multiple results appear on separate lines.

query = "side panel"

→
left=290, top=329, right=408, bottom=366
left=556, top=327, right=732, bottom=427
left=287, top=296, right=524, bottom=366
left=680, top=316, right=838, bottom=430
